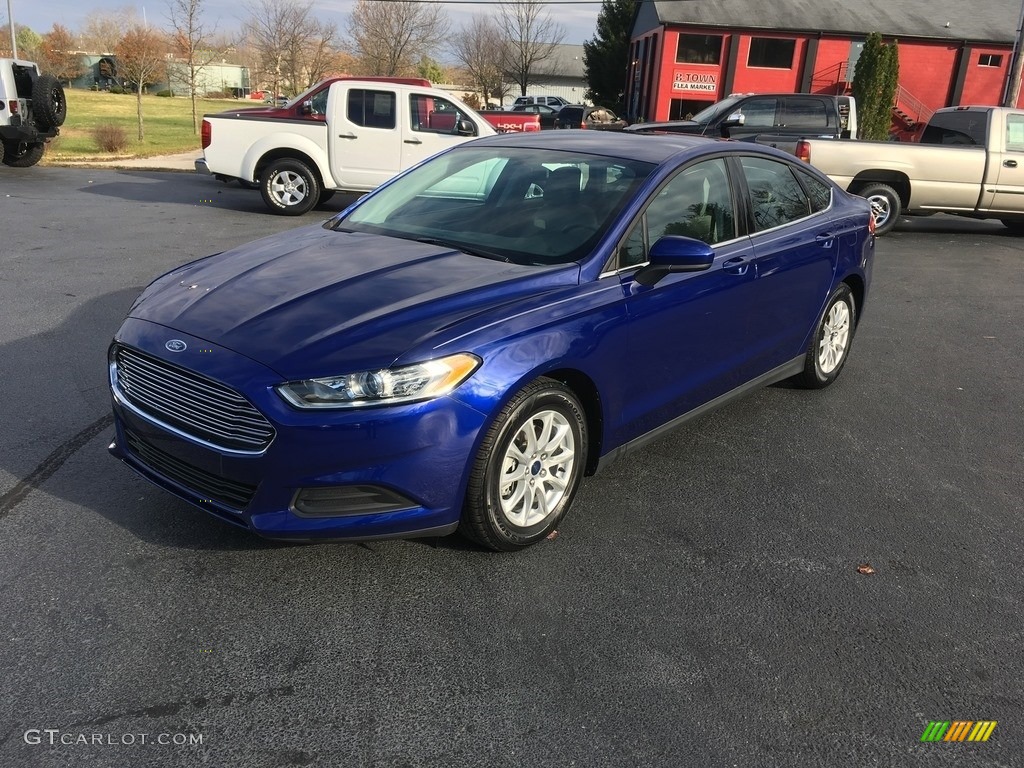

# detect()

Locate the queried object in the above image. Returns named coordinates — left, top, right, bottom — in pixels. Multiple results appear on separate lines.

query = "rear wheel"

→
left=461, top=379, right=588, bottom=551
left=856, top=182, right=900, bottom=236
left=260, top=158, right=320, bottom=215
left=2, top=141, right=45, bottom=168
left=32, top=74, right=67, bottom=129
left=793, top=283, right=856, bottom=389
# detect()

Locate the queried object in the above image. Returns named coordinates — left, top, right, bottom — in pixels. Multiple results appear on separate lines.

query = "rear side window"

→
left=347, top=89, right=396, bottom=129
left=740, top=156, right=812, bottom=231
left=795, top=168, right=833, bottom=212
left=920, top=111, right=987, bottom=146
left=784, top=98, right=831, bottom=129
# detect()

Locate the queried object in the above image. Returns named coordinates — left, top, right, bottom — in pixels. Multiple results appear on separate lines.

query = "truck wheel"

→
left=2, top=141, right=45, bottom=168
left=856, top=182, right=900, bottom=236
left=1001, top=217, right=1024, bottom=234
left=32, top=74, right=67, bottom=129
left=260, top=159, right=320, bottom=216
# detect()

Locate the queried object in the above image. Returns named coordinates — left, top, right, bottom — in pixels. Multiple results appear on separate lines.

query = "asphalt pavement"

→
left=0, top=167, right=1021, bottom=767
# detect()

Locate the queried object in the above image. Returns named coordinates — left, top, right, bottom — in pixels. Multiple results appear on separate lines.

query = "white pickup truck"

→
left=197, top=77, right=497, bottom=215
left=794, top=106, right=1024, bottom=235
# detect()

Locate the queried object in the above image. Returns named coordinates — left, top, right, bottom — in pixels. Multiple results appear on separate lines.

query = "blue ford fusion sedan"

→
left=109, top=132, right=874, bottom=550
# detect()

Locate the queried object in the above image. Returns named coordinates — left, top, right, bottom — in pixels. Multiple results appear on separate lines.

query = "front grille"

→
left=113, top=345, right=275, bottom=452
left=125, top=429, right=258, bottom=510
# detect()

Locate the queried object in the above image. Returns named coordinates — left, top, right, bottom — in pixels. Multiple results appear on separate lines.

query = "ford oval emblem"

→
left=165, top=339, right=187, bottom=352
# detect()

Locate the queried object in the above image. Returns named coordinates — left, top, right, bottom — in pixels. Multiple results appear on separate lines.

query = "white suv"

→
left=0, top=58, right=66, bottom=167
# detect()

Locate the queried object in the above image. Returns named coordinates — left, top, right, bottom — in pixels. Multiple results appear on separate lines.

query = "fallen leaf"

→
left=857, top=563, right=877, bottom=575
left=546, top=530, right=559, bottom=541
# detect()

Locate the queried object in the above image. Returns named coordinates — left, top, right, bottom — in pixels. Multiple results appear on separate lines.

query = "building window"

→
left=676, top=35, right=723, bottom=65
left=747, top=38, right=796, bottom=69
left=979, top=54, right=1003, bottom=67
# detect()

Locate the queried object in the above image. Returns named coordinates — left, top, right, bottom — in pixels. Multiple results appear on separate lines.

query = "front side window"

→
left=741, top=156, right=812, bottom=231
left=1007, top=114, right=1024, bottom=152
left=409, top=93, right=469, bottom=134
left=615, top=158, right=736, bottom=269
left=676, top=34, right=723, bottom=65
left=347, top=89, right=396, bottom=129
left=738, top=98, right=779, bottom=128
left=748, top=38, right=796, bottom=69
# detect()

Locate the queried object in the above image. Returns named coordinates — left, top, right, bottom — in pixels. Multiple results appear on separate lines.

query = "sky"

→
left=4, top=0, right=604, bottom=48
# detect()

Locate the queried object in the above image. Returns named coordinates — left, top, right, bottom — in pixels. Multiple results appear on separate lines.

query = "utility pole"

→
left=1005, top=0, right=1024, bottom=107
left=6, top=0, right=17, bottom=58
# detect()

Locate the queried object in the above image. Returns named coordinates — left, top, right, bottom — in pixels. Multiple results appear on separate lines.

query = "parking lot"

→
left=1, top=166, right=1021, bottom=767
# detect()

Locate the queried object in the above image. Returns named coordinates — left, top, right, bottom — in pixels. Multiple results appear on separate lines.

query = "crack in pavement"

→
left=0, top=413, right=115, bottom=518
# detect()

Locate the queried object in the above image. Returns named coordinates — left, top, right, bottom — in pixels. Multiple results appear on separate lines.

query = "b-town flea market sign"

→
left=673, top=71, right=717, bottom=92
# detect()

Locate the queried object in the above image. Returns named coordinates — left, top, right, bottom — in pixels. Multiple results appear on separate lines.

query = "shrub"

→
left=92, top=123, right=129, bottom=153
left=203, top=90, right=233, bottom=99
left=109, top=85, right=125, bottom=95
left=155, top=89, right=174, bottom=97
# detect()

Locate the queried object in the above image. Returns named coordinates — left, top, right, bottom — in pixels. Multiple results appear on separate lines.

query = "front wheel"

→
left=856, top=182, right=901, bottom=236
left=260, top=159, right=320, bottom=215
left=1001, top=217, right=1024, bottom=234
left=461, top=379, right=588, bottom=551
left=1, top=141, right=45, bottom=167
left=793, top=283, right=856, bottom=389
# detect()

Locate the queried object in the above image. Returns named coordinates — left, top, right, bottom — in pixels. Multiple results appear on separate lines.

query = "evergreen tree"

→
left=852, top=32, right=900, bottom=140
left=583, top=0, right=634, bottom=114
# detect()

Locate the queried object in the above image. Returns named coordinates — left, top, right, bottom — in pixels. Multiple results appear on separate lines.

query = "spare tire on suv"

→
left=32, top=74, right=67, bottom=130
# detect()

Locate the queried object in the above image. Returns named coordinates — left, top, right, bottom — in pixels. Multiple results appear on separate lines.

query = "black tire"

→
left=0, top=140, right=4, bottom=165
left=317, top=189, right=336, bottom=205
left=32, top=74, right=67, bottom=129
left=260, top=158, right=320, bottom=216
left=855, top=182, right=900, bottom=236
left=2, top=141, right=45, bottom=168
left=1001, top=217, right=1024, bottom=234
left=461, top=378, right=588, bottom=551
left=793, top=283, right=856, bottom=389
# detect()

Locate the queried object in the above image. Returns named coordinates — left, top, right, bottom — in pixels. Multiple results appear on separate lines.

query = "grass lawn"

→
left=43, top=89, right=259, bottom=161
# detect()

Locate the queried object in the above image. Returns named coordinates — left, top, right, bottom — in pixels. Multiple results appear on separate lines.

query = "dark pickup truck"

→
left=625, top=93, right=857, bottom=150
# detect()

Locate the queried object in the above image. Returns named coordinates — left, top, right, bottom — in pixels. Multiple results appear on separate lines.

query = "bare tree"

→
left=284, top=17, right=339, bottom=91
left=450, top=16, right=509, bottom=106
left=500, top=0, right=564, bottom=96
left=346, top=0, right=447, bottom=77
left=167, top=0, right=223, bottom=132
left=114, top=24, right=167, bottom=140
left=40, top=24, right=86, bottom=84
left=243, top=0, right=311, bottom=98
left=82, top=8, right=138, bottom=54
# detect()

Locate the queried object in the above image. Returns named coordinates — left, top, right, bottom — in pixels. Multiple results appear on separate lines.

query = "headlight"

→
left=276, top=353, right=481, bottom=409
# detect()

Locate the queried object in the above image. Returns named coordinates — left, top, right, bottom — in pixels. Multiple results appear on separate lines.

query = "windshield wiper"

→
left=413, top=237, right=510, bottom=263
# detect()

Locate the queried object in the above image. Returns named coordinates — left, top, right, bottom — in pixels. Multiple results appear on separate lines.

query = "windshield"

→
left=689, top=96, right=744, bottom=125
left=333, top=147, right=655, bottom=265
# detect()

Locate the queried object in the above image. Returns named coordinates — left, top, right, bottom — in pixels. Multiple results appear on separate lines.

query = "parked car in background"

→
left=793, top=105, right=1024, bottom=235
left=511, top=103, right=560, bottom=129
left=626, top=94, right=857, bottom=149
left=111, top=132, right=874, bottom=551
left=555, top=105, right=628, bottom=131
left=513, top=95, right=570, bottom=109
left=0, top=57, right=66, bottom=167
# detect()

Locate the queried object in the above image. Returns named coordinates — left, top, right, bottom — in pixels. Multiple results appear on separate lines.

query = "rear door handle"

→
left=1005, top=159, right=1018, bottom=168
left=815, top=232, right=836, bottom=247
left=404, top=138, right=423, bottom=145
left=337, top=133, right=357, bottom=140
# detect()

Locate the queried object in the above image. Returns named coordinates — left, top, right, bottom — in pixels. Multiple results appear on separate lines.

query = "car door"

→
left=611, top=157, right=760, bottom=442
left=728, top=96, right=780, bottom=141
left=328, top=85, right=401, bottom=189
left=735, top=154, right=839, bottom=371
left=985, top=111, right=1024, bottom=213
left=402, top=92, right=478, bottom=169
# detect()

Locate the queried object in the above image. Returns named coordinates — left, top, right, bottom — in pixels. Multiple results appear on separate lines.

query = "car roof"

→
left=467, top=130, right=734, bottom=164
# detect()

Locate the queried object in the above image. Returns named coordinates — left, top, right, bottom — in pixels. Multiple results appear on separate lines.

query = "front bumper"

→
left=108, top=319, right=488, bottom=541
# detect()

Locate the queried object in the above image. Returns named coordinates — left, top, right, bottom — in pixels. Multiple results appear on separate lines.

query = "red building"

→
left=627, top=0, right=1023, bottom=134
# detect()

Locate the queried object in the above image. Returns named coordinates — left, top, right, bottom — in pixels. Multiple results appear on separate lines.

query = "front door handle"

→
left=723, top=255, right=754, bottom=274
left=337, top=133, right=357, bottom=140
left=404, top=138, right=423, bottom=145
left=1005, top=159, right=1018, bottom=168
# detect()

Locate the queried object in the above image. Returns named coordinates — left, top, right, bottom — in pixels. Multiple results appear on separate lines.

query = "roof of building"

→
left=539, top=44, right=587, bottom=79
left=638, top=0, right=1019, bottom=44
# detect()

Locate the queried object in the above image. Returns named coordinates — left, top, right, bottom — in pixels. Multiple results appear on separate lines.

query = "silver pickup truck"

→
left=794, top=106, right=1024, bottom=235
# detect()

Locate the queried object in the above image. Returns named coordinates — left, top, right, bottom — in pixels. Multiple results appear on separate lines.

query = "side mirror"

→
left=634, top=236, right=715, bottom=286
left=723, top=111, right=746, bottom=127
left=455, top=118, right=477, bottom=137
left=301, top=100, right=313, bottom=115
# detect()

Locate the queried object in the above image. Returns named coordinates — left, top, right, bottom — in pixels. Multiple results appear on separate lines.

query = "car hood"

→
left=129, top=226, right=578, bottom=379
